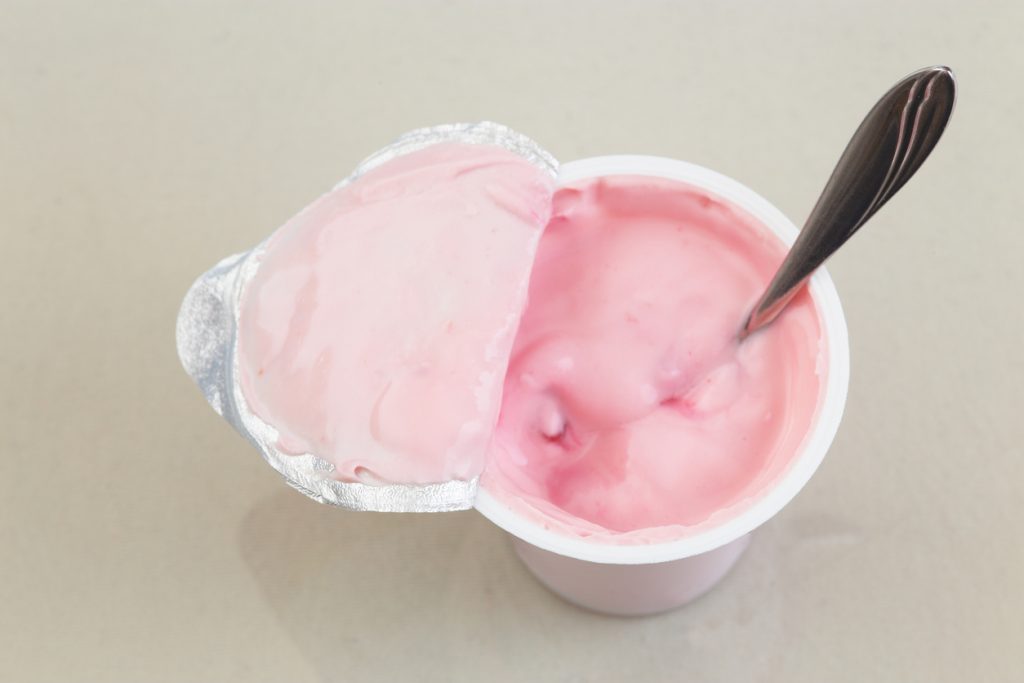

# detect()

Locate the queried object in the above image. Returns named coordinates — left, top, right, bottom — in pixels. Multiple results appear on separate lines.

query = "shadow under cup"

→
left=473, top=155, right=851, bottom=617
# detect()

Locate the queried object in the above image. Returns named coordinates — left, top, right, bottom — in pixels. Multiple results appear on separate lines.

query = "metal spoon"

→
left=740, top=65, right=957, bottom=339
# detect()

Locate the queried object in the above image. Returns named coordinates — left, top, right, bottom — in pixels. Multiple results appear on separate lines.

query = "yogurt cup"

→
left=178, top=125, right=849, bottom=617
left=473, top=155, right=850, bottom=616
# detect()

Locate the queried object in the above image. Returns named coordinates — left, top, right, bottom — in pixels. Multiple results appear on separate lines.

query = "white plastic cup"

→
left=474, top=155, right=850, bottom=616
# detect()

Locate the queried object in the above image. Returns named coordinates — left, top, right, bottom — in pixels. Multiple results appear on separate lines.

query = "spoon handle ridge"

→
left=741, top=66, right=956, bottom=338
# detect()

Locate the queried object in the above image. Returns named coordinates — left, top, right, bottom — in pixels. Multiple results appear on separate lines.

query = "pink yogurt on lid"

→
left=237, top=143, right=555, bottom=485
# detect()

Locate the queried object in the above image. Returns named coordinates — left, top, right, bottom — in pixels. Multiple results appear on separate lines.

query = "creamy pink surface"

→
left=237, top=143, right=554, bottom=485
left=480, top=175, right=824, bottom=541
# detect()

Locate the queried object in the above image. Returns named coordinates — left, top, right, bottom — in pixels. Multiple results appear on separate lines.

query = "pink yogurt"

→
left=482, top=172, right=824, bottom=544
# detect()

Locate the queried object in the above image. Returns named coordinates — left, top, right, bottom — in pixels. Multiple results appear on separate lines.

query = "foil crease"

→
left=176, top=122, right=559, bottom=513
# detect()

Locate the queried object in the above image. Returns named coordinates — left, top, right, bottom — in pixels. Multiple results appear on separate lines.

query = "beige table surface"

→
left=3, top=2, right=1022, bottom=681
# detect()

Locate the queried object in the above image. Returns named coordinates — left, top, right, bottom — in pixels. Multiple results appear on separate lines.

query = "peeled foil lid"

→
left=176, top=122, right=559, bottom=512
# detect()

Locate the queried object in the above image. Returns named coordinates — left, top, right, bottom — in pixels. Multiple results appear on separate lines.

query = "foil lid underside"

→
left=176, top=122, right=559, bottom=512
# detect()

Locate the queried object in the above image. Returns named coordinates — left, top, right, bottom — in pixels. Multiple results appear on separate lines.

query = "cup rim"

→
left=473, top=154, right=850, bottom=565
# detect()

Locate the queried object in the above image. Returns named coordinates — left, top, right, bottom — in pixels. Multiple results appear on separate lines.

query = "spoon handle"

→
left=741, top=65, right=956, bottom=338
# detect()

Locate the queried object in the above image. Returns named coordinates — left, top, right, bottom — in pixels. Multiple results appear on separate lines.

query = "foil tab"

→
left=176, top=122, right=559, bottom=513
